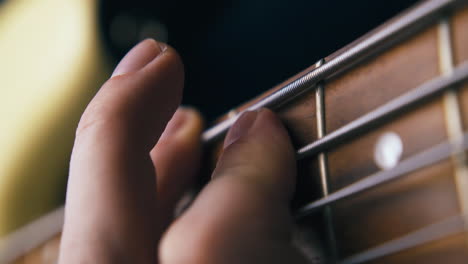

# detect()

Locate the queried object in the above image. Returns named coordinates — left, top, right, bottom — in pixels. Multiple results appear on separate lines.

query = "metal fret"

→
left=314, top=59, right=339, bottom=261
left=297, top=61, right=468, bottom=160
left=202, top=0, right=464, bottom=143
left=339, top=214, right=467, bottom=264
left=438, top=17, right=468, bottom=236
left=295, top=133, right=468, bottom=218
left=315, top=60, right=329, bottom=196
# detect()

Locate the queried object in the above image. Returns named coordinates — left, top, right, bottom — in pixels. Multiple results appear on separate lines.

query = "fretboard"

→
left=201, top=0, right=468, bottom=263
left=7, top=0, right=468, bottom=263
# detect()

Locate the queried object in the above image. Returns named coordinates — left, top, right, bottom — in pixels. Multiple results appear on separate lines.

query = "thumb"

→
left=160, top=109, right=307, bottom=264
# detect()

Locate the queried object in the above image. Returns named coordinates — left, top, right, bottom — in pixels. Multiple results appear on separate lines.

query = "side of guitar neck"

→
left=10, top=0, right=468, bottom=263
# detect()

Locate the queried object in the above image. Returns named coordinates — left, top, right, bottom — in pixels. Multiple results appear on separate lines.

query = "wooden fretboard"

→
left=6, top=0, right=468, bottom=263
left=202, top=0, right=468, bottom=263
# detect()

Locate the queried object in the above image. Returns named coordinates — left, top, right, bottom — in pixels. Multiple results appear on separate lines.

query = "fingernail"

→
left=112, top=39, right=164, bottom=77
left=224, top=111, right=258, bottom=148
left=160, top=107, right=191, bottom=140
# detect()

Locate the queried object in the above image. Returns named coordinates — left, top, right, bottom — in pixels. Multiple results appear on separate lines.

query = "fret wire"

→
left=202, top=0, right=462, bottom=143
left=297, top=62, right=468, bottom=160
left=314, top=60, right=339, bottom=261
left=438, top=16, right=468, bottom=237
left=315, top=59, right=330, bottom=196
left=339, top=214, right=467, bottom=264
left=438, top=18, right=455, bottom=76
left=295, top=133, right=468, bottom=218
left=316, top=90, right=330, bottom=196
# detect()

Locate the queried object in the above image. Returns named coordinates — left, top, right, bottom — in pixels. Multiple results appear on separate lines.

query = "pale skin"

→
left=58, top=39, right=309, bottom=263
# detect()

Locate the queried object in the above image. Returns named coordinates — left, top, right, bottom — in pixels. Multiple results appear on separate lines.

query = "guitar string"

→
left=339, top=213, right=467, bottom=264
left=3, top=118, right=464, bottom=263
left=200, top=1, right=468, bottom=260
left=296, top=136, right=468, bottom=264
left=295, top=132, right=468, bottom=218
left=5, top=1, right=466, bottom=261
left=201, top=0, right=461, bottom=143
left=213, top=22, right=467, bottom=264
left=438, top=16, right=468, bottom=240
left=297, top=61, right=468, bottom=160
left=205, top=3, right=468, bottom=261
left=296, top=135, right=468, bottom=263
left=294, top=129, right=468, bottom=261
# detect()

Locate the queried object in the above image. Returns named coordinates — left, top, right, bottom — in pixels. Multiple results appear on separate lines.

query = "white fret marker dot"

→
left=374, top=132, right=403, bottom=170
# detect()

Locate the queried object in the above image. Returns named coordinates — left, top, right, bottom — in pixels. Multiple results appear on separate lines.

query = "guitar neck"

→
left=202, top=0, right=468, bottom=262
left=9, top=0, right=468, bottom=263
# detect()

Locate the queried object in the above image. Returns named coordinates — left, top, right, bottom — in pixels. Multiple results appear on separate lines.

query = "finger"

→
left=160, top=109, right=307, bottom=264
left=150, top=107, right=204, bottom=233
left=59, top=39, right=184, bottom=264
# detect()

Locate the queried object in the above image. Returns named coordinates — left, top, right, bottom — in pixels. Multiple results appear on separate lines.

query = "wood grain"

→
left=454, top=7, right=468, bottom=131
left=324, top=26, right=439, bottom=133
left=453, top=6, right=468, bottom=66
left=328, top=99, right=448, bottom=191
left=368, top=233, right=468, bottom=264
left=459, top=83, right=468, bottom=130
left=9, top=3, right=468, bottom=264
left=277, top=90, right=318, bottom=149
left=333, top=160, right=459, bottom=257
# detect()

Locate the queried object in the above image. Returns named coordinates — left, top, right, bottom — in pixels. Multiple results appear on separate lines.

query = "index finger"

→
left=59, top=39, right=184, bottom=264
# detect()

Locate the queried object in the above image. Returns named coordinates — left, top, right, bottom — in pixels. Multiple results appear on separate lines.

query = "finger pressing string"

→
left=160, top=109, right=308, bottom=264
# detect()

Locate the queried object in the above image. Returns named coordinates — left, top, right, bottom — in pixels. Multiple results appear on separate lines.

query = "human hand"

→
left=58, top=39, right=308, bottom=264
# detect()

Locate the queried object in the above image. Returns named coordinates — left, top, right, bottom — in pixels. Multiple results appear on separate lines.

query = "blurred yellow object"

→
left=0, top=0, right=110, bottom=261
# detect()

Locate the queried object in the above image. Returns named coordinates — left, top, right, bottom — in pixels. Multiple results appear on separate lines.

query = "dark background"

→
left=99, top=0, right=419, bottom=122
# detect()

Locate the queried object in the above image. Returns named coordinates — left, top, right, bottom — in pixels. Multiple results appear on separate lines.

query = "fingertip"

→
left=254, top=108, right=293, bottom=147
left=111, top=38, right=162, bottom=78
left=160, top=107, right=204, bottom=142
left=213, top=108, right=296, bottom=201
left=77, top=40, right=186, bottom=152
left=141, top=43, right=185, bottom=85
left=223, top=108, right=293, bottom=154
left=158, top=109, right=299, bottom=264
left=253, top=109, right=296, bottom=165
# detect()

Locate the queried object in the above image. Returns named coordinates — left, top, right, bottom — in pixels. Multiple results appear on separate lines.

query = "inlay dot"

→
left=374, top=132, right=403, bottom=170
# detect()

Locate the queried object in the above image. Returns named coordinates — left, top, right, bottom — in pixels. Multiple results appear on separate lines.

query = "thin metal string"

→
left=297, top=61, right=468, bottom=160
left=295, top=133, right=468, bottom=218
left=294, top=134, right=468, bottom=263
left=197, top=2, right=468, bottom=262
left=202, top=0, right=462, bottom=143
left=339, top=214, right=467, bottom=264
left=294, top=60, right=468, bottom=262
